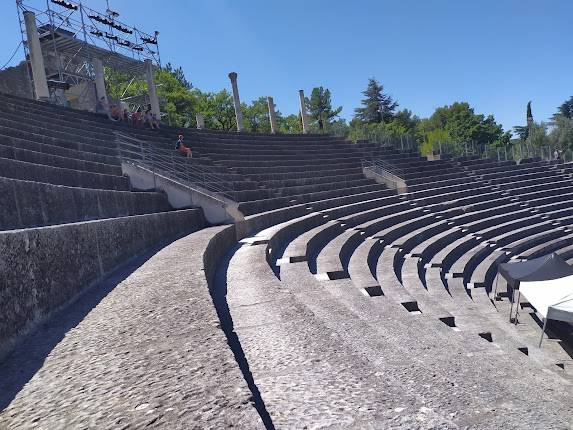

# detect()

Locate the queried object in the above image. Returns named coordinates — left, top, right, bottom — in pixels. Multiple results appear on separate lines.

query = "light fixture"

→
left=106, top=8, right=119, bottom=18
left=51, top=0, right=78, bottom=10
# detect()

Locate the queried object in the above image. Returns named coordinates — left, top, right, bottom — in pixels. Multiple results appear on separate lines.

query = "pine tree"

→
left=305, top=87, right=342, bottom=125
left=526, top=101, right=533, bottom=128
left=555, top=96, right=573, bottom=120
left=514, top=101, right=533, bottom=141
left=354, top=78, right=398, bottom=124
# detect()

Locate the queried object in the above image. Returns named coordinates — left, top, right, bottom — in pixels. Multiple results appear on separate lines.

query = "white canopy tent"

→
left=519, top=275, right=573, bottom=346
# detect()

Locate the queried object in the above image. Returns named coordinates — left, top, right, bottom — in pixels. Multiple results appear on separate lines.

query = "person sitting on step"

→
left=175, top=134, right=192, bottom=158
left=131, top=107, right=142, bottom=127
left=144, top=104, right=160, bottom=129
left=109, top=103, right=122, bottom=121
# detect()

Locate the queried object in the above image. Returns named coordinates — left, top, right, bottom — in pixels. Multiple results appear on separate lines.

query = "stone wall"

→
left=0, top=209, right=205, bottom=359
left=0, top=62, right=33, bottom=100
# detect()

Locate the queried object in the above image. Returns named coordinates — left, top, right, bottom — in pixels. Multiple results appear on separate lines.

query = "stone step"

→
left=0, top=176, right=172, bottom=230
left=0, top=116, right=115, bottom=150
left=0, top=132, right=121, bottom=166
left=0, top=142, right=122, bottom=176
left=0, top=124, right=119, bottom=158
left=0, top=157, right=129, bottom=191
left=238, top=184, right=384, bottom=216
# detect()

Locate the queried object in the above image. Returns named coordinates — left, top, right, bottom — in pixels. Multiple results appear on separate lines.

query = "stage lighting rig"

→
left=50, top=0, right=78, bottom=10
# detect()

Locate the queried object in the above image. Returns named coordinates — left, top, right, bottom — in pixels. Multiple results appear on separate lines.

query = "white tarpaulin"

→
left=519, top=274, right=573, bottom=324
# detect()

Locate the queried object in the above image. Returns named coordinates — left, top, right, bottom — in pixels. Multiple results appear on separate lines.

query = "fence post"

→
left=139, top=137, right=145, bottom=163
left=151, top=142, right=157, bottom=190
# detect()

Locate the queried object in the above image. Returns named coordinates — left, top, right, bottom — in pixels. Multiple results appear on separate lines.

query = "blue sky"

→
left=1, top=0, right=572, bottom=131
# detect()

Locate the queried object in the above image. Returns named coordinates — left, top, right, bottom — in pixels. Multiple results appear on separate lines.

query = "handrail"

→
left=115, top=131, right=238, bottom=203
left=363, top=157, right=406, bottom=180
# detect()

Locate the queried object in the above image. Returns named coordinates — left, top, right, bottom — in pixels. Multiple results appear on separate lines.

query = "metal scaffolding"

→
left=15, top=0, right=161, bottom=106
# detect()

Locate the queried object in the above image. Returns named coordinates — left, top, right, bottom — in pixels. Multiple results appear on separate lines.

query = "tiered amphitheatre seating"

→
left=3, top=91, right=573, bottom=427
left=185, top=135, right=419, bottom=216
left=3, top=92, right=418, bottom=219
left=221, top=177, right=573, bottom=426
left=238, top=152, right=573, bottom=422
left=0, top=92, right=206, bottom=359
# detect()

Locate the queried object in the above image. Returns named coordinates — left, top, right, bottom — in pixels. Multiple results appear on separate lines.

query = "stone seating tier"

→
left=2, top=92, right=573, bottom=428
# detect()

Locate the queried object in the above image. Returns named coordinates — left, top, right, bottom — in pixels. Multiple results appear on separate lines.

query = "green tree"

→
left=513, top=125, right=529, bottom=140
left=550, top=116, right=573, bottom=150
left=279, top=113, right=303, bottom=134
left=555, top=96, right=573, bottom=120
left=305, top=86, right=342, bottom=128
left=326, top=119, right=350, bottom=137
left=104, top=64, right=198, bottom=127
left=420, top=102, right=508, bottom=147
left=155, top=68, right=198, bottom=126
left=195, top=89, right=236, bottom=131
left=347, top=120, right=401, bottom=143
left=392, top=109, right=420, bottom=134
left=514, top=101, right=535, bottom=141
left=242, top=97, right=272, bottom=133
left=164, top=62, right=192, bottom=90
left=528, top=122, right=551, bottom=147
left=354, top=78, right=398, bottom=124
left=548, top=97, right=573, bottom=151
left=420, top=128, right=451, bottom=156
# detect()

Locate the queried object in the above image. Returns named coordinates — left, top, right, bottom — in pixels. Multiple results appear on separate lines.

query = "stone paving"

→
left=0, top=228, right=262, bottom=430
left=223, top=226, right=573, bottom=429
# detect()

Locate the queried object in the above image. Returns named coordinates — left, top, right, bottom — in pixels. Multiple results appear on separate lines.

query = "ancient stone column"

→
left=93, top=57, right=107, bottom=102
left=196, top=114, right=205, bottom=129
left=267, top=96, right=278, bottom=134
left=144, top=59, right=161, bottom=120
left=298, top=89, right=310, bottom=134
left=23, top=11, right=49, bottom=101
left=228, top=72, right=244, bottom=132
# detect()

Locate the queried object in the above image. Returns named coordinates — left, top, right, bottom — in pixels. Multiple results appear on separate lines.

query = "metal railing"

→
left=115, top=131, right=239, bottom=202
left=362, top=158, right=407, bottom=191
left=362, top=157, right=406, bottom=179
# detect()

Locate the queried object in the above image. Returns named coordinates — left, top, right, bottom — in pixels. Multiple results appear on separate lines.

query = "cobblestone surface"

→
left=0, top=228, right=262, bottom=430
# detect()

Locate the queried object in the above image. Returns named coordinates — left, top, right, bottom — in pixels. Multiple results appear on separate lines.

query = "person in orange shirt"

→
left=175, top=134, right=192, bottom=158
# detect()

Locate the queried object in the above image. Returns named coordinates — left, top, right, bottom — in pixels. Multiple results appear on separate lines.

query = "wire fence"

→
left=429, top=140, right=573, bottom=163
left=331, top=126, right=419, bottom=153
left=346, top=128, right=573, bottom=165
